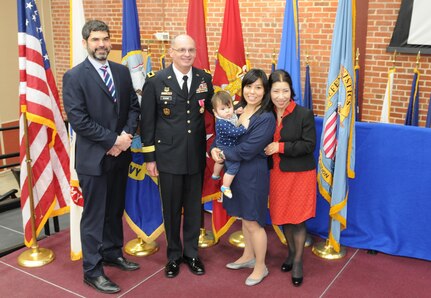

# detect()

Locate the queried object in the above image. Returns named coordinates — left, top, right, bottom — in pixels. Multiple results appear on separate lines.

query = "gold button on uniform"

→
left=187, top=120, right=190, bottom=124
left=188, top=130, right=191, bottom=133
left=187, top=110, right=190, bottom=114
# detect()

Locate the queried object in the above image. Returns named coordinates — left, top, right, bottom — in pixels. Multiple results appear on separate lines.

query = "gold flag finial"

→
left=272, top=49, right=277, bottom=65
left=355, top=48, right=360, bottom=67
left=415, top=51, right=421, bottom=69
left=391, top=50, right=397, bottom=68
left=305, top=49, right=309, bottom=66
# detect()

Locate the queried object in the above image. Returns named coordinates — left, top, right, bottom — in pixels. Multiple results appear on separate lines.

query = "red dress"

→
left=269, top=104, right=316, bottom=225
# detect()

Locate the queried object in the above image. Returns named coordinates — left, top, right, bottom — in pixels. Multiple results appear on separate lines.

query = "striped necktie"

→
left=100, top=65, right=116, bottom=102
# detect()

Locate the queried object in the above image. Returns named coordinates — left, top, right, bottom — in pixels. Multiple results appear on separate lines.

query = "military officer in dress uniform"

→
left=140, top=34, right=214, bottom=278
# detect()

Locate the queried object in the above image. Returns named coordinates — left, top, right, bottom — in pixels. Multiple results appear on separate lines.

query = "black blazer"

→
left=63, top=58, right=140, bottom=175
left=140, top=65, right=214, bottom=175
left=276, top=104, right=316, bottom=172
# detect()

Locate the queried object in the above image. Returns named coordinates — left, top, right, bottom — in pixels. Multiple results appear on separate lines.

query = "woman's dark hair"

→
left=268, top=69, right=296, bottom=100
left=82, top=20, right=110, bottom=41
left=240, top=68, right=273, bottom=114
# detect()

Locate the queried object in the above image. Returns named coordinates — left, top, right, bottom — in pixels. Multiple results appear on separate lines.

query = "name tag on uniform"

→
left=161, top=87, right=173, bottom=97
left=161, top=95, right=172, bottom=101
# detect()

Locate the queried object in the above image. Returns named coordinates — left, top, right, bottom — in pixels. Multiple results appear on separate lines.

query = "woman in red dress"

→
left=265, top=69, right=316, bottom=287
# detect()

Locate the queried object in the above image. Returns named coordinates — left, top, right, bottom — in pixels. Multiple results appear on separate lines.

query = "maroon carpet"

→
left=1, top=213, right=430, bottom=297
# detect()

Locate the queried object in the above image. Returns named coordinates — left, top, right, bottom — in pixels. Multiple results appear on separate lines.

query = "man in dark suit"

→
left=63, top=20, right=140, bottom=294
left=140, top=34, right=214, bottom=278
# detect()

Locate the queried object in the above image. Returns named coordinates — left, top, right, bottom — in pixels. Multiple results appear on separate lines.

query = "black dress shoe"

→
left=183, top=256, right=205, bottom=275
left=103, top=256, right=140, bottom=271
left=165, top=258, right=182, bottom=278
left=292, top=276, right=303, bottom=287
left=281, top=262, right=293, bottom=272
left=84, top=275, right=120, bottom=294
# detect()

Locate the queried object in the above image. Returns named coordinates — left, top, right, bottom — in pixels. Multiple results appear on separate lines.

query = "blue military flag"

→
left=354, top=57, right=361, bottom=121
left=121, top=0, right=145, bottom=103
left=277, top=0, right=302, bottom=105
left=303, top=63, right=313, bottom=111
left=317, top=0, right=356, bottom=253
left=160, top=52, right=166, bottom=69
left=405, top=68, right=420, bottom=126
left=144, top=49, right=152, bottom=74
left=122, top=0, right=164, bottom=241
left=125, top=137, right=164, bottom=242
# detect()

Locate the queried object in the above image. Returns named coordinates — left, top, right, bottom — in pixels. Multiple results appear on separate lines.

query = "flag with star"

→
left=18, top=0, right=71, bottom=247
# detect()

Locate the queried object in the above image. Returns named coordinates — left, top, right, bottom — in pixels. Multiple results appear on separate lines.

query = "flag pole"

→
left=18, top=113, right=55, bottom=267
left=125, top=237, right=159, bottom=257
left=311, top=218, right=346, bottom=260
left=416, top=50, right=421, bottom=69
left=198, top=200, right=217, bottom=248
left=229, top=230, right=245, bottom=248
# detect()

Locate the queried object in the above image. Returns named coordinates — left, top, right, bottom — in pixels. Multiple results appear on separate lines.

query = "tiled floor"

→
left=0, top=169, right=69, bottom=255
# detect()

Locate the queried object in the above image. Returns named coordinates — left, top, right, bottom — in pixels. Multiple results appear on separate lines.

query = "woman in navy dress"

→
left=211, top=69, right=276, bottom=286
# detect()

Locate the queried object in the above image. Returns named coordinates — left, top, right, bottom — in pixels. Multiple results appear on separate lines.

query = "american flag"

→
left=18, top=0, right=70, bottom=247
left=322, top=110, right=337, bottom=159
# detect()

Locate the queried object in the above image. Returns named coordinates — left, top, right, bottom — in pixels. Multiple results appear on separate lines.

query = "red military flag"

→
left=211, top=0, right=248, bottom=241
left=186, top=0, right=220, bottom=203
left=18, top=0, right=70, bottom=247
left=213, top=0, right=247, bottom=98
left=187, top=0, right=209, bottom=70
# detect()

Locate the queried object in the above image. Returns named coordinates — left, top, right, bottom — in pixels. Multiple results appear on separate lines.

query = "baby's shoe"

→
left=221, top=185, right=233, bottom=199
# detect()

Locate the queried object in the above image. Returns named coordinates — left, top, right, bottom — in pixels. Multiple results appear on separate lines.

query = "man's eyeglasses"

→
left=172, top=48, right=197, bottom=54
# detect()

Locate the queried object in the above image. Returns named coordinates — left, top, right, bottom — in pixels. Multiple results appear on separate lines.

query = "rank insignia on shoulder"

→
left=204, top=69, right=211, bottom=74
left=147, top=71, right=155, bottom=78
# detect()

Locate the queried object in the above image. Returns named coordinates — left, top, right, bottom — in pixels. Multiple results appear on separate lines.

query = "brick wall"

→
left=51, top=0, right=431, bottom=126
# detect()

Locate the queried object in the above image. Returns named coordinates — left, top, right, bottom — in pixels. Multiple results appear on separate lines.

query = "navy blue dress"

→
left=222, top=111, right=276, bottom=227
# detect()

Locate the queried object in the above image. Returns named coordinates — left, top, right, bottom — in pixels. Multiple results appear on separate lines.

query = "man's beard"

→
left=91, top=47, right=110, bottom=61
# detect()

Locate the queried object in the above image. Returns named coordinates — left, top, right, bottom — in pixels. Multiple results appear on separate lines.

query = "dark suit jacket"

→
left=277, top=104, right=316, bottom=172
left=140, top=65, right=214, bottom=175
left=63, top=58, right=140, bottom=176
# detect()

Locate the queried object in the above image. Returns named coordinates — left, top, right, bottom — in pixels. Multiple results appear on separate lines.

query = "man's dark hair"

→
left=82, top=20, right=110, bottom=40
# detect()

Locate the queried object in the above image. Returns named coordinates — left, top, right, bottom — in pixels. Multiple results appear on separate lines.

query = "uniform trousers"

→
left=159, top=171, right=203, bottom=261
